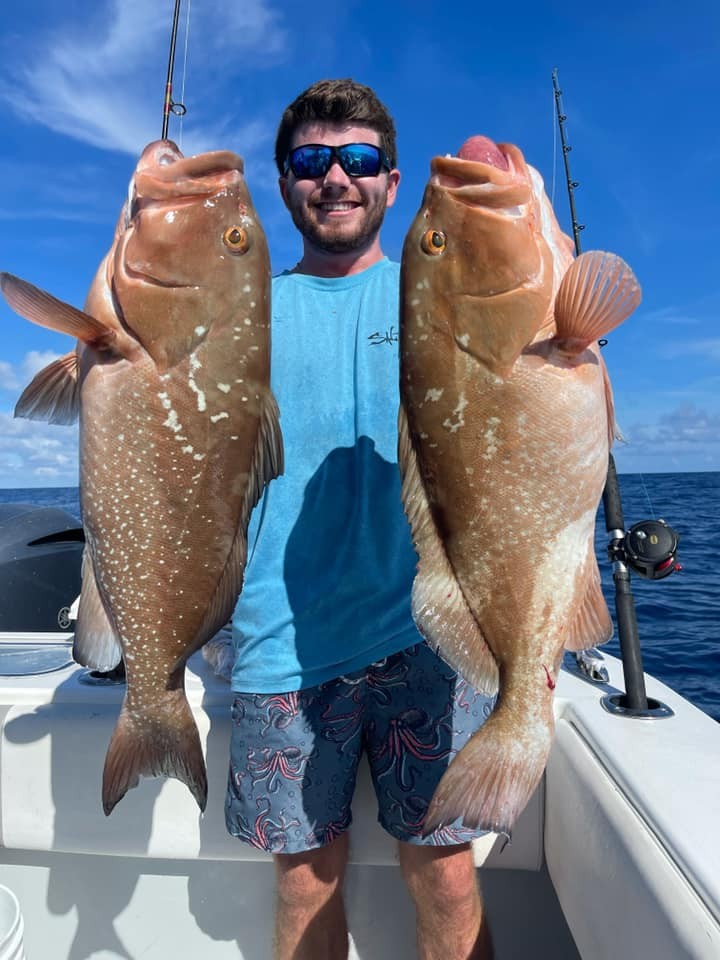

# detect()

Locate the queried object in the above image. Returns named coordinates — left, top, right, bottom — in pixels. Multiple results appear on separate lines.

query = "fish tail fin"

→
left=553, top=251, right=641, bottom=354
left=423, top=698, right=553, bottom=838
left=102, top=690, right=207, bottom=816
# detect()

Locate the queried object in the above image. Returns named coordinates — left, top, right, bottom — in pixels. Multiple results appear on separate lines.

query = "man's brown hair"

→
left=274, top=78, right=397, bottom=174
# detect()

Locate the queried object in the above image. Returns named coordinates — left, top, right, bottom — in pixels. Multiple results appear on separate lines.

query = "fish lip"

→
left=430, top=143, right=532, bottom=210
left=132, top=145, right=245, bottom=206
left=137, top=141, right=244, bottom=180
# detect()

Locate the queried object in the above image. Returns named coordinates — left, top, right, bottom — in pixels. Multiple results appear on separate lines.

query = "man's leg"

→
left=273, top=831, right=350, bottom=960
left=398, top=841, right=493, bottom=960
left=226, top=678, right=366, bottom=958
left=364, top=644, right=497, bottom=957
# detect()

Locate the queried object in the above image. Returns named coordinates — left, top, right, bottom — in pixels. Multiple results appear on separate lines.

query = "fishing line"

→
left=178, top=0, right=192, bottom=149
left=638, top=472, right=657, bottom=520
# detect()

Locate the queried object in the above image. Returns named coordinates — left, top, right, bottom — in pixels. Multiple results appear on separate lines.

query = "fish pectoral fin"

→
left=0, top=272, right=119, bottom=352
left=398, top=405, right=498, bottom=696
left=73, top=546, right=123, bottom=670
left=563, top=556, right=613, bottom=652
left=15, top=351, right=80, bottom=425
left=103, top=690, right=207, bottom=815
left=553, top=251, right=641, bottom=355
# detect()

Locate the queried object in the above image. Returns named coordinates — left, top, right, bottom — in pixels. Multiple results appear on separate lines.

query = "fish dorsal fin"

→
left=0, top=273, right=119, bottom=352
left=73, top=546, right=124, bottom=671
left=192, top=392, right=284, bottom=653
left=15, top=351, right=80, bottom=425
left=553, top=252, right=641, bottom=355
left=398, top=405, right=499, bottom=696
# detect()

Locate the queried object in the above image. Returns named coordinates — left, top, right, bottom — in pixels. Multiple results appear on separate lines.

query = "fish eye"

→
left=421, top=229, right=447, bottom=256
left=223, top=226, right=250, bottom=253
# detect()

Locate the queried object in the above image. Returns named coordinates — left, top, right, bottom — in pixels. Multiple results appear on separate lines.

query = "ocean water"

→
left=1, top=473, right=718, bottom=721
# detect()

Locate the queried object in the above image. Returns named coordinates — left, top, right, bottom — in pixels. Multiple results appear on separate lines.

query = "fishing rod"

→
left=161, top=0, right=188, bottom=140
left=551, top=69, right=678, bottom=717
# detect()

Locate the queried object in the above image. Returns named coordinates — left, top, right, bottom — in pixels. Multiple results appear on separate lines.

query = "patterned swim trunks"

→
left=225, top=641, right=495, bottom=854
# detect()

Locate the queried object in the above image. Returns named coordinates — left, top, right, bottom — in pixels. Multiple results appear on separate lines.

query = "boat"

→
left=0, top=501, right=718, bottom=959
left=0, top=53, right=716, bottom=958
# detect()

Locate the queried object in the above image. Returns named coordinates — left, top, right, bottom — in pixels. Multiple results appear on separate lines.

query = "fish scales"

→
left=399, top=135, right=640, bottom=836
left=1, top=140, right=282, bottom=815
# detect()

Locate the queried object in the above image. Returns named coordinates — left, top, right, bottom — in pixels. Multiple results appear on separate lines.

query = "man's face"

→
left=279, top=122, right=399, bottom=255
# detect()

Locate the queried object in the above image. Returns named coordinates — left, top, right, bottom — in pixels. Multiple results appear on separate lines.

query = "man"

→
left=225, top=78, right=495, bottom=959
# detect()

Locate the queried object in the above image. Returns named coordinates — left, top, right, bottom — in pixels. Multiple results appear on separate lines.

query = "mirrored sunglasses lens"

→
left=338, top=144, right=382, bottom=176
left=291, top=146, right=331, bottom=178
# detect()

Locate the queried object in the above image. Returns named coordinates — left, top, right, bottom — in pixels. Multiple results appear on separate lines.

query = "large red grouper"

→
left=399, top=135, right=640, bottom=837
left=1, top=141, right=282, bottom=814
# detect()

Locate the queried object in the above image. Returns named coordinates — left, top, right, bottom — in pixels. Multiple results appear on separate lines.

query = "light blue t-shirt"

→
left=231, top=257, right=422, bottom=693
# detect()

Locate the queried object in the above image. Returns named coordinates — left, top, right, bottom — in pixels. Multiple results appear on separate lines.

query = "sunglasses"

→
left=283, top=142, right=392, bottom=179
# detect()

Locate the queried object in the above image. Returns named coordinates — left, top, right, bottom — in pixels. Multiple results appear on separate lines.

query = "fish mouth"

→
left=430, top=139, right=532, bottom=212
left=129, top=139, right=245, bottom=213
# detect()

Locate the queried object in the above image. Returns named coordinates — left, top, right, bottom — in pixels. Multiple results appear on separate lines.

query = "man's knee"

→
left=275, top=834, right=350, bottom=909
left=399, top=842, right=479, bottom=909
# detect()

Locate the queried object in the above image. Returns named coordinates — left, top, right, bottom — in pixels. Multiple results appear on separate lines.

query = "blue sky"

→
left=0, top=0, right=718, bottom=486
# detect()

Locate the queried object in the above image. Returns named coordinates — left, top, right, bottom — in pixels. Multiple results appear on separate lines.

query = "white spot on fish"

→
left=457, top=333, right=470, bottom=348
left=163, top=409, right=182, bottom=433
left=195, top=326, right=206, bottom=337
left=165, top=211, right=176, bottom=224
left=481, top=416, right=502, bottom=459
left=188, top=352, right=206, bottom=411
left=442, top=393, right=468, bottom=433
left=217, top=383, right=231, bottom=393
left=210, top=411, right=229, bottom=423
left=181, top=445, right=194, bottom=454
left=425, top=388, right=444, bottom=402
left=193, top=453, right=206, bottom=461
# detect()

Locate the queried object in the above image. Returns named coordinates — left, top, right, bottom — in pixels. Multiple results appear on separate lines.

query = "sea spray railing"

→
left=552, top=69, right=679, bottom=718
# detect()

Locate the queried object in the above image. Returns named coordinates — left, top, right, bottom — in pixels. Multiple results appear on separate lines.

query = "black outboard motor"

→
left=0, top=504, right=84, bottom=632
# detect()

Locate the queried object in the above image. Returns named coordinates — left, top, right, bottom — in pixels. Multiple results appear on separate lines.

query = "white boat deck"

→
left=0, top=634, right=717, bottom=958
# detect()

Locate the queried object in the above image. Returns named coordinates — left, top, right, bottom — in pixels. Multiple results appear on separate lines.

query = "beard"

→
left=287, top=194, right=388, bottom=254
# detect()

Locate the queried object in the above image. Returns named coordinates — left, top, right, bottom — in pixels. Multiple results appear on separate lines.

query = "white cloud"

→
left=0, top=411, right=78, bottom=488
left=0, top=0, right=287, bottom=157
left=0, top=352, right=63, bottom=396
left=0, top=362, right=19, bottom=391
left=22, top=351, right=63, bottom=381
left=610, top=403, right=720, bottom=473
left=626, top=404, right=720, bottom=452
left=0, top=350, right=78, bottom=486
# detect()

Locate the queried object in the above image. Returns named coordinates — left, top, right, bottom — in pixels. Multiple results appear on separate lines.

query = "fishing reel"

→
left=607, top=518, right=681, bottom=580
